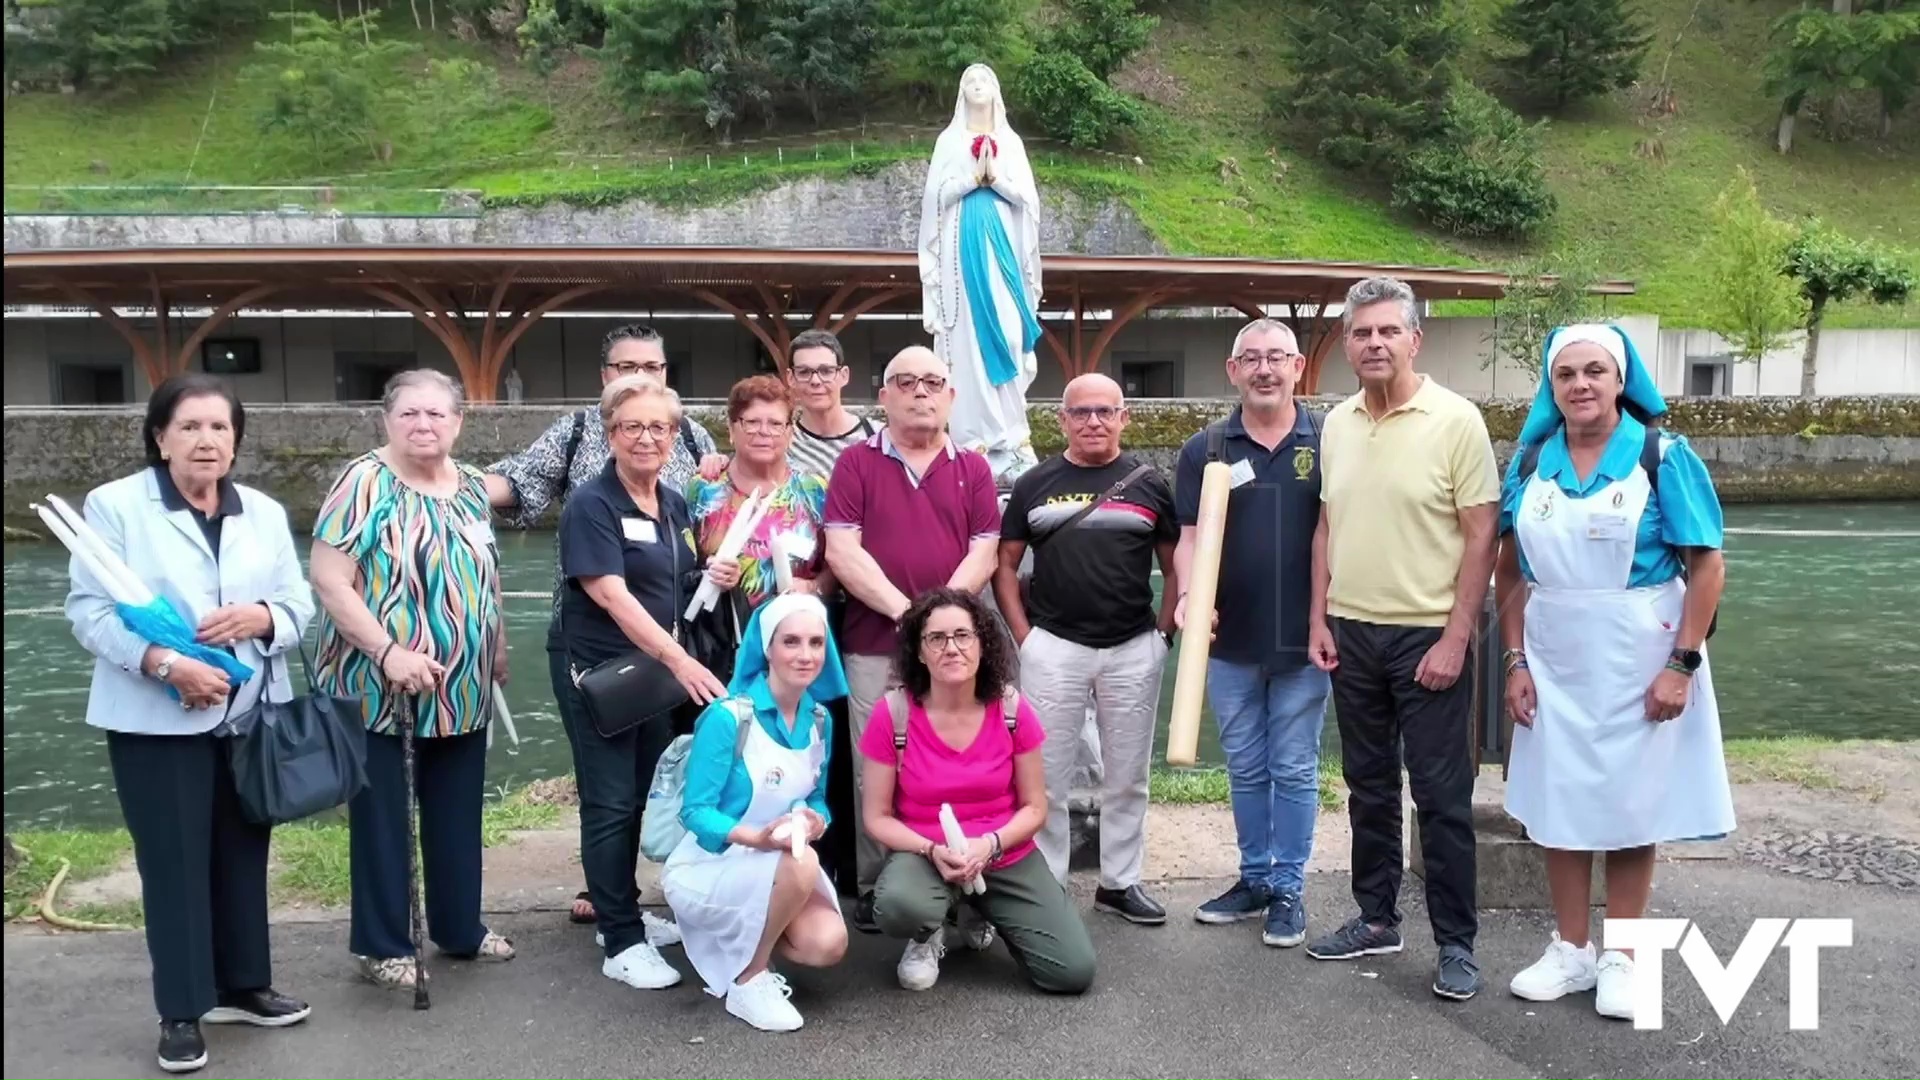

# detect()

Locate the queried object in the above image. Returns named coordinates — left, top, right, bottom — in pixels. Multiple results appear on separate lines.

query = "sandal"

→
left=471, top=930, right=515, bottom=962
left=570, top=891, right=595, bottom=925
left=359, top=955, right=417, bottom=990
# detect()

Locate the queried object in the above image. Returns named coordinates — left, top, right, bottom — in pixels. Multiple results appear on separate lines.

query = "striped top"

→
left=313, top=452, right=501, bottom=738
left=786, top=411, right=878, bottom=485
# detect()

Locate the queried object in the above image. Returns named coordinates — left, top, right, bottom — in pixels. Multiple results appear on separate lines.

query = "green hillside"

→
left=5, top=0, right=1916, bottom=328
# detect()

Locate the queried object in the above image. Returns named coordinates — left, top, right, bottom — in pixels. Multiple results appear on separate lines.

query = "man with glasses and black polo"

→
left=784, top=329, right=879, bottom=484
left=823, top=344, right=1001, bottom=932
left=484, top=323, right=724, bottom=928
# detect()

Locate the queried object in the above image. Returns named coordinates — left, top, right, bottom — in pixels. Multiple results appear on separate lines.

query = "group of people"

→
left=63, top=276, right=1734, bottom=1071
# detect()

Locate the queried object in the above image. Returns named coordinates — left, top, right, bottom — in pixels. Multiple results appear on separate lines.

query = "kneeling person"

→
left=858, top=588, right=1096, bottom=995
left=661, top=595, right=851, bottom=1032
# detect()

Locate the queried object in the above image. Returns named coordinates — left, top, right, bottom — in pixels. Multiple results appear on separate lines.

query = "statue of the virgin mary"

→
left=918, top=63, right=1042, bottom=484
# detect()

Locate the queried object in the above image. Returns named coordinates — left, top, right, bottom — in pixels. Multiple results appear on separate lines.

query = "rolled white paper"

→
left=686, top=487, right=767, bottom=619
left=790, top=806, right=805, bottom=858
left=939, top=802, right=985, bottom=895
left=491, top=682, right=519, bottom=748
left=37, top=497, right=152, bottom=605
left=768, top=533, right=796, bottom=595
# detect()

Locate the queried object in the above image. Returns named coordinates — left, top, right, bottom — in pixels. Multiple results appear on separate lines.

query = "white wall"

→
left=1657, top=327, right=1920, bottom=398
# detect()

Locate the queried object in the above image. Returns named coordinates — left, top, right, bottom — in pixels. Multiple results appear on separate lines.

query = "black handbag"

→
left=570, top=515, right=694, bottom=740
left=219, top=648, right=369, bottom=826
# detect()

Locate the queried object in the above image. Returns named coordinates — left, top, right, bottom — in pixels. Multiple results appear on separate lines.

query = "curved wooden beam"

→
left=174, top=284, right=283, bottom=374
left=58, top=281, right=164, bottom=390
left=1083, top=286, right=1182, bottom=377
left=812, top=282, right=861, bottom=329
left=358, top=283, right=481, bottom=390
left=828, top=286, right=913, bottom=335
left=1038, top=322, right=1073, bottom=379
left=753, top=282, right=794, bottom=370
left=482, top=283, right=610, bottom=399
left=477, top=267, right=520, bottom=380
left=1227, top=296, right=1268, bottom=323
left=689, top=286, right=785, bottom=370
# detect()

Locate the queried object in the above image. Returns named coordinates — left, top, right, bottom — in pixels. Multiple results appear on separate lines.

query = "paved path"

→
left=5, top=865, right=1915, bottom=1079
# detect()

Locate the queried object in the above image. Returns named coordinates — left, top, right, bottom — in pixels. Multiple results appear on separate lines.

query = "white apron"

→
left=659, top=714, right=838, bottom=997
left=1503, top=461, right=1736, bottom=851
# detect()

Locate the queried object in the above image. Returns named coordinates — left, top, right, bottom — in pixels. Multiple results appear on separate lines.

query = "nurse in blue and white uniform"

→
left=661, top=593, right=850, bottom=1033
left=1493, top=323, right=1734, bottom=1022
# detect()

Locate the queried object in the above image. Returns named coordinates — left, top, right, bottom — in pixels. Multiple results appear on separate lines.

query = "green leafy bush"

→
left=1391, top=85, right=1555, bottom=239
left=1013, top=50, right=1143, bottom=148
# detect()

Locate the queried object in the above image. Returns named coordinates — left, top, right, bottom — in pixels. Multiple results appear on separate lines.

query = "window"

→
left=202, top=338, right=262, bottom=375
left=334, top=351, right=415, bottom=402
left=1686, top=360, right=1730, bottom=397
left=1116, top=352, right=1182, bottom=399
left=53, top=359, right=129, bottom=405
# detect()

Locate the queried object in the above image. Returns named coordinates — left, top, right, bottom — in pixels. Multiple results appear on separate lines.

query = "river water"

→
left=5, top=502, right=1916, bottom=828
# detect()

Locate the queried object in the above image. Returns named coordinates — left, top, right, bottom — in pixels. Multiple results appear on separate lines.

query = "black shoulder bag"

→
left=570, top=514, right=694, bottom=739
left=1017, top=461, right=1157, bottom=605
left=220, top=646, right=370, bottom=826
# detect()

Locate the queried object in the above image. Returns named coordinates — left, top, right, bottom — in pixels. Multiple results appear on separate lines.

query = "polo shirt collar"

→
left=152, top=465, right=243, bottom=518
left=1533, top=412, right=1647, bottom=491
left=1345, top=375, right=1436, bottom=421
left=743, top=678, right=822, bottom=740
left=596, top=458, right=667, bottom=517
left=872, top=426, right=956, bottom=461
left=1223, top=403, right=1317, bottom=441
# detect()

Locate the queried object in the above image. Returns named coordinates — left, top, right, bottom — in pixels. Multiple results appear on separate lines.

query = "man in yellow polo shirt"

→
left=1304, top=276, right=1499, bottom=1002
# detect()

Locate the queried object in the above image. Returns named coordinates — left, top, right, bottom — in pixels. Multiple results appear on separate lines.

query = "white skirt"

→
left=659, top=832, right=840, bottom=997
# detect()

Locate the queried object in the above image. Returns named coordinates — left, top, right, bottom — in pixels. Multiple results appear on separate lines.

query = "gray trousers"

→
left=844, top=651, right=898, bottom=893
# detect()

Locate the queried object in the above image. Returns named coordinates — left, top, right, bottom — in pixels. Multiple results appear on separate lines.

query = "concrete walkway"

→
left=5, top=864, right=1915, bottom=1079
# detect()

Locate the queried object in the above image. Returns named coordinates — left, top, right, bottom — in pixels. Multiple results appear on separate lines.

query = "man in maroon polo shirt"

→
left=824, top=344, right=1001, bottom=928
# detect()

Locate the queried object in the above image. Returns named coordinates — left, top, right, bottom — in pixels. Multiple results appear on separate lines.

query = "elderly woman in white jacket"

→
left=64, top=374, right=316, bottom=1076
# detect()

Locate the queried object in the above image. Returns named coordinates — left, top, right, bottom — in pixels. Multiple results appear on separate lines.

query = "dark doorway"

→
left=335, top=351, right=415, bottom=402
left=53, top=358, right=130, bottom=405
left=1118, top=355, right=1181, bottom=399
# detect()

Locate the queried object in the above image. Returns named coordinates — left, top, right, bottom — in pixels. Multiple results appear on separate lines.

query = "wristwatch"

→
left=1669, top=648, right=1703, bottom=673
left=154, top=650, right=179, bottom=681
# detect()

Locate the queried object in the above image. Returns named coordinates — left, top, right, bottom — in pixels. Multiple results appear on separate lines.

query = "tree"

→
left=1489, top=247, right=1603, bottom=376
left=243, top=10, right=418, bottom=161
left=1783, top=223, right=1916, bottom=396
left=878, top=0, right=1026, bottom=95
left=44, top=0, right=178, bottom=87
left=1763, top=3, right=1920, bottom=152
left=595, top=0, right=723, bottom=120
left=1390, top=83, right=1555, bottom=238
left=1046, top=0, right=1155, bottom=81
left=763, top=0, right=878, bottom=124
left=1276, top=0, right=1461, bottom=172
left=1492, top=0, right=1651, bottom=111
left=1698, top=169, right=1809, bottom=366
left=1010, top=0, right=1152, bottom=148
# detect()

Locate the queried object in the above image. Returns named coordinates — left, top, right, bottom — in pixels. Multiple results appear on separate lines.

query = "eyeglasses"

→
left=612, top=420, right=674, bottom=441
left=790, top=365, right=843, bottom=384
left=1231, top=352, right=1301, bottom=370
left=733, top=419, right=790, bottom=435
left=920, top=629, right=978, bottom=653
left=888, top=373, right=949, bottom=395
left=606, top=361, right=669, bottom=378
left=1063, top=405, right=1122, bottom=424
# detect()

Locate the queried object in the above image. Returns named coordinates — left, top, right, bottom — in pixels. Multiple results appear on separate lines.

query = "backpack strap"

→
left=1000, top=685, right=1021, bottom=731
left=886, top=688, right=911, bottom=751
left=728, top=696, right=757, bottom=758
left=558, top=408, right=588, bottom=498
left=1640, top=424, right=1666, bottom=495
left=678, top=416, right=702, bottom=465
left=1204, top=419, right=1229, bottom=464
left=1517, top=439, right=1544, bottom=483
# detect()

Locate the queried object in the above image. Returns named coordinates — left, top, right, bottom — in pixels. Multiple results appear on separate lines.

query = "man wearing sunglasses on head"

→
left=823, top=345, right=1002, bottom=932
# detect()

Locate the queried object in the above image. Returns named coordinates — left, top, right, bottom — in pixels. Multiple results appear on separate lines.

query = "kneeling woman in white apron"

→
left=660, top=594, right=849, bottom=1032
left=1493, top=323, right=1735, bottom=1022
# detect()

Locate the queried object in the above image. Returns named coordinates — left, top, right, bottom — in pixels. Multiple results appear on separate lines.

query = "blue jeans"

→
left=1207, top=659, right=1332, bottom=895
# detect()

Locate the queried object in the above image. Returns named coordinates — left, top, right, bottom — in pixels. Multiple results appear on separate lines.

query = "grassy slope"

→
left=3, top=0, right=1914, bottom=326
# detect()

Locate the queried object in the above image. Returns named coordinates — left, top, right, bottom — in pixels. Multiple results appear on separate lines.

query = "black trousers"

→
left=565, top=676, right=674, bottom=958
left=107, top=730, right=273, bottom=1022
left=1329, top=617, right=1479, bottom=951
left=549, top=646, right=590, bottom=897
left=348, top=728, right=488, bottom=959
left=820, top=595, right=858, bottom=896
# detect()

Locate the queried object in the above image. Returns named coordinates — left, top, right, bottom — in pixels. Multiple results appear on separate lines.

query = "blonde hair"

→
left=599, top=373, right=684, bottom=427
left=382, top=368, right=464, bottom=413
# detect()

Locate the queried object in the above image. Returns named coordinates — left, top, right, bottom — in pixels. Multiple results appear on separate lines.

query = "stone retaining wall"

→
left=5, top=397, right=1915, bottom=530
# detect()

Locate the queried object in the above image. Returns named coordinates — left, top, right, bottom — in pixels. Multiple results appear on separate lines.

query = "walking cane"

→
left=397, top=693, right=431, bottom=1010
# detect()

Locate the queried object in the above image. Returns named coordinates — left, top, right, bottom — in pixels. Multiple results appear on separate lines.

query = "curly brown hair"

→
left=893, top=588, right=1015, bottom=706
left=727, top=374, right=794, bottom=423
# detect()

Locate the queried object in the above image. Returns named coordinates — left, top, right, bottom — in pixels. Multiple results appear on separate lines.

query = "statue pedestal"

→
left=1406, top=781, right=1605, bottom=910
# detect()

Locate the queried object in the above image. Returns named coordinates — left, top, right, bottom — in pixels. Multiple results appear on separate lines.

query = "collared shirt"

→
left=152, top=465, right=243, bottom=555
left=1321, top=376, right=1501, bottom=628
left=823, top=428, right=1001, bottom=655
left=1005, top=451, right=1176, bottom=649
left=679, top=677, right=834, bottom=853
left=1175, top=405, right=1323, bottom=666
left=558, top=460, right=700, bottom=668
left=1499, top=413, right=1725, bottom=587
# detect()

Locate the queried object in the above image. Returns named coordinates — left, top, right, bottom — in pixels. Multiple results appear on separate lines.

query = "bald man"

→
left=995, top=375, right=1178, bottom=925
left=824, top=345, right=1002, bottom=930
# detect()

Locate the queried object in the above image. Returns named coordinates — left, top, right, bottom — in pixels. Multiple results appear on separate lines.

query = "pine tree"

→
left=878, top=0, right=1025, bottom=94
left=1492, top=0, right=1651, bottom=112
left=47, top=0, right=179, bottom=87
left=763, top=0, right=878, bottom=124
left=1278, top=0, right=1460, bottom=172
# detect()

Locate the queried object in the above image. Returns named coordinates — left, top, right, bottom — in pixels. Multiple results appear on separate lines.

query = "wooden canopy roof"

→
left=3, top=244, right=1635, bottom=399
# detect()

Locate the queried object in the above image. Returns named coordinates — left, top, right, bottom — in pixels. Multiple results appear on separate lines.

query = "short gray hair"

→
left=382, top=368, right=464, bottom=413
left=599, top=373, right=684, bottom=427
left=1230, top=318, right=1300, bottom=358
left=1342, top=277, right=1421, bottom=333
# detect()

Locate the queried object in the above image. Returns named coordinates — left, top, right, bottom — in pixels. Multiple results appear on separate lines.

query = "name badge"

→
left=1587, top=513, right=1632, bottom=542
left=1228, top=459, right=1257, bottom=489
left=622, top=517, right=659, bottom=544
left=462, top=518, right=495, bottom=551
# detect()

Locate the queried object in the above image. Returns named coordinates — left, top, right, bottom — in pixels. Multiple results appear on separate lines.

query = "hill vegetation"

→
left=4, top=0, right=1916, bottom=331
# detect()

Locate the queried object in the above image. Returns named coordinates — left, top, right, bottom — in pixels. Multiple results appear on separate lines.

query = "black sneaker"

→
left=1432, top=944, right=1483, bottom=1001
left=1194, top=880, right=1271, bottom=924
left=1305, top=916, right=1405, bottom=960
left=204, top=987, right=312, bottom=1027
left=1261, top=891, right=1307, bottom=948
left=1094, top=885, right=1167, bottom=925
left=853, top=891, right=880, bottom=934
left=157, top=1021, right=207, bottom=1074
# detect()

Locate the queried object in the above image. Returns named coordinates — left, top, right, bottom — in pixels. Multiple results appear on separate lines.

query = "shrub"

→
left=1391, top=85, right=1555, bottom=239
left=1013, top=50, right=1143, bottom=148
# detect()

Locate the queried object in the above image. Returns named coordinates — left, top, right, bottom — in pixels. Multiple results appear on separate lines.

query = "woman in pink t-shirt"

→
left=857, top=588, right=1095, bottom=995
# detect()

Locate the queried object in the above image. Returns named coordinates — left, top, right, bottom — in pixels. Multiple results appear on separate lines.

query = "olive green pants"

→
left=873, top=849, right=1096, bottom=994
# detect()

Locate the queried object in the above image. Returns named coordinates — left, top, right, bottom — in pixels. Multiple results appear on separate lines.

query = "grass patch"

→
left=1151, top=760, right=1343, bottom=810
left=1723, top=736, right=1841, bottom=789
left=3, top=829, right=134, bottom=922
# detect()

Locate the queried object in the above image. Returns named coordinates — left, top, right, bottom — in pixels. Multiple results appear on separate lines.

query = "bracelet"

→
left=1665, top=660, right=1693, bottom=676
left=989, top=831, right=1003, bottom=862
left=921, top=840, right=936, bottom=860
left=377, top=641, right=396, bottom=673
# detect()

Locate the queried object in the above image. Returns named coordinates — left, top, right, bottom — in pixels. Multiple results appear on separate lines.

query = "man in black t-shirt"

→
left=994, top=374, right=1179, bottom=926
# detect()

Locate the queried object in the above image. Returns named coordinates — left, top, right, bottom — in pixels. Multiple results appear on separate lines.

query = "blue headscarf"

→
left=727, top=594, right=849, bottom=702
left=1518, top=323, right=1668, bottom=447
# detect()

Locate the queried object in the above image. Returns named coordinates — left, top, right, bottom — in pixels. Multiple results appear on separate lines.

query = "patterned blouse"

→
left=684, top=467, right=828, bottom=611
left=312, top=452, right=501, bottom=738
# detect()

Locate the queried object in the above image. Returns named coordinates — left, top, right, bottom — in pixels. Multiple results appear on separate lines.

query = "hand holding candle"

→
left=939, top=803, right=985, bottom=895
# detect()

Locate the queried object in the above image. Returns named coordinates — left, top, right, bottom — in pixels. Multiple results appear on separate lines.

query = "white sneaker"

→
left=644, top=911, right=682, bottom=947
left=726, top=971, right=803, bottom=1032
left=897, top=936, right=946, bottom=991
left=1509, top=933, right=1598, bottom=1001
left=603, top=942, right=682, bottom=990
left=1595, top=950, right=1636, bottom=1021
